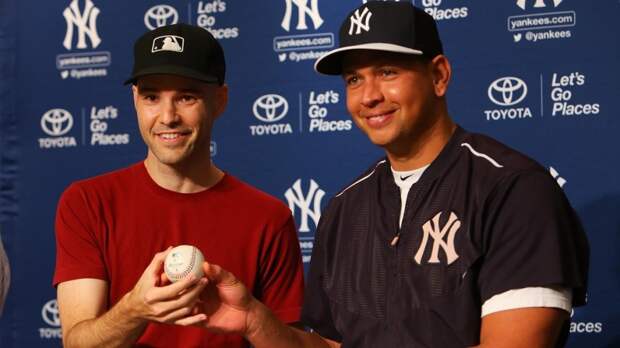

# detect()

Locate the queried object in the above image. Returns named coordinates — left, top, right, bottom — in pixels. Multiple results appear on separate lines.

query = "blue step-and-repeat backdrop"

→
left=0, top=0, right=618, bottom=346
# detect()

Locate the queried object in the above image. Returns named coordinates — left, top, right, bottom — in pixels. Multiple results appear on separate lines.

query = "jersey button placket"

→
left=386, top=211, right=400, bottom=323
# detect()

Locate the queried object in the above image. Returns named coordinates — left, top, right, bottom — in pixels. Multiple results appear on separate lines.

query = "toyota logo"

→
left=41, top=109, right=73, bottom=136
left=41, top=300, right=61, bottom=327
left=488, top=77, right=528, bottom=107
left=144, top=5, right=179, bottom=30
left=253, top=94, right=289, bottom=123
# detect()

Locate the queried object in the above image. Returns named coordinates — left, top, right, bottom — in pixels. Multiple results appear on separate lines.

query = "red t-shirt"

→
left=53, top=163, right=304, bottom=347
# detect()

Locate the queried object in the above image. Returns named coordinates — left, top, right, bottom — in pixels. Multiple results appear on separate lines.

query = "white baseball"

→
left=164, top=245, right=205, bottom=282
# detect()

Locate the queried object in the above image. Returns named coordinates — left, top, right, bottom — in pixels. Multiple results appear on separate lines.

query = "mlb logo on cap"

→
left=152, top=35, right=184, bottom=53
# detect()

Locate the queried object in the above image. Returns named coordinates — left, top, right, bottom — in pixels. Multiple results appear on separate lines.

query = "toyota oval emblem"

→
left=41, top=299, right=61, bottom=327
left=252, top=94, right=289, bottom=123
left=144, top=5, right=179, bottom=30
left=41, top=109, right=74, bottom=136
left=487, top=77, right=528, bottom=107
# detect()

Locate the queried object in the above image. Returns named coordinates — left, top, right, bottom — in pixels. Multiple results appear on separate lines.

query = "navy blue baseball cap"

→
left=125, top=23, right=225, bottom=85
left=314, top=2, right=443, bottom=75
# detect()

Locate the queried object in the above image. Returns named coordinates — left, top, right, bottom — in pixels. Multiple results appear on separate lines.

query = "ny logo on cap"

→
left=151, top=35, right=184, bottom=53
left=348, top=7, right=372, bottom=35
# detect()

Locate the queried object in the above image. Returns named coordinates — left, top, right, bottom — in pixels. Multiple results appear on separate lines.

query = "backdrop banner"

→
left=0, top=0, right=618, bottom=346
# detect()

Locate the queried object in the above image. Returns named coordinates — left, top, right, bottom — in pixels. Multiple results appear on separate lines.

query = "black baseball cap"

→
left=124, top=23, right=225, bottom=85
left=314, top=2, right=443, bottom=75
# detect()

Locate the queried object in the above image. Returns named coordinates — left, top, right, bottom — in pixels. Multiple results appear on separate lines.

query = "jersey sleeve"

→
left=53, top=183, right=107, bottom=287
left=478, top=170, right=589, bottom=307
left=256, top=214, right=305, bottom=324
left=481, top=286, right=572, bottom=317
left=300, top=201, right=342, bottom=342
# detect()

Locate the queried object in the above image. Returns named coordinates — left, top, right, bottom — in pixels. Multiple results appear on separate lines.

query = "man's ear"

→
left=131, top=84, right=139, bottom=110
left=430, top=55, right=451, bottom=97
left=213, top=84, right=228, bottom=119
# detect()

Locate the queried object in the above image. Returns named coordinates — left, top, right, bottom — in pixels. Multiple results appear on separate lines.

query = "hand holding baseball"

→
left=122, top=247, right=208, bottom=325
left=175, top=260, right=256, bottom=336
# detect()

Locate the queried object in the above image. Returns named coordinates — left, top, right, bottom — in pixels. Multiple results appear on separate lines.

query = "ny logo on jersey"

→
left=285, top=179, right=325, bottom=233
left=281, top=0, right=324, bottom=32
left=516, top=0, right=562, bottom=10
left=348, top=7, right=372, bottom=35
left=63, top=0, right=101, bottom=50
left=414, top=211, right=461, bottom=265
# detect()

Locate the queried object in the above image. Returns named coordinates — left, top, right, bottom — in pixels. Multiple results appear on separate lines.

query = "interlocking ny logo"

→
left=144, top=5, right=179, bottom=30
left=63, top=0, right=101, bottom=50
left=349, top=7, right=372, bottom=35
left=516, top=0, right=562, bottom=10
left=281, top=0, right=324, bottom=32
left=285, top=179, right=325, bottom=233
left=414, top=211, right=461, bottom=265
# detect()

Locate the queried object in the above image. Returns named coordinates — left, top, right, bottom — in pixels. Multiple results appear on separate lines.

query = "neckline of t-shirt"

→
left=134, top=161, right=230, bottom=200
left=391, top=165, right=429, bottom=189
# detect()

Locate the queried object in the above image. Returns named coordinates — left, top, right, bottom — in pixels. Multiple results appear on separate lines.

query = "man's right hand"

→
left=58, top=248, right=209, bottom=348
left=176, top=262, right=342, bottom=348
left=122, top=247, right=209, bottom=325
left=174, top=261, right=255, bottom=335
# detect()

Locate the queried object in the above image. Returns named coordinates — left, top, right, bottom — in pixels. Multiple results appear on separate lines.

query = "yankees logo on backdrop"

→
left=414, top=211, right=461, bottom=265
left=281, top=0, right=323, bottom=31
left=516, top=0, right=562, bottom=10
left=285, top=179, right=324, bottom=233
left=349, top=7, right=372, bottom=35
left=63, top=0, right=101, bottom=50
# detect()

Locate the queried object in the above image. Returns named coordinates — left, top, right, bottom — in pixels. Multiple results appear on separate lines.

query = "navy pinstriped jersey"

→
left=301, top=126, right=589, bottom=347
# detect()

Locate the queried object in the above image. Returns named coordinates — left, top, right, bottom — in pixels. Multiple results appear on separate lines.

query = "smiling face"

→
left=342, top=50, right=450, bottom=157
left=132, top=74, right=227, bottom=170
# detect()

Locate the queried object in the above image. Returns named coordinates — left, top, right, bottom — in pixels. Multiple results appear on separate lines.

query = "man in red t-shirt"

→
left=53, top=23, right=304, bottom=348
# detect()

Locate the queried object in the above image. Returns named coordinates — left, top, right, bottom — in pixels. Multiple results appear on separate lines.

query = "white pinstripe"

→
left=460, top=143, right=503, bottom=168
left=336, top=160, right=387, bottom=197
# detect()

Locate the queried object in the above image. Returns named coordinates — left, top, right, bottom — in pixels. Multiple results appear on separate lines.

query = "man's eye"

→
left=143, top=95, right=158, bottom=102
left=345, top=76, right=360, bottom=86
left=381, top=69, right=396, bottom=77
left=179, top=95, right=197, bottom=104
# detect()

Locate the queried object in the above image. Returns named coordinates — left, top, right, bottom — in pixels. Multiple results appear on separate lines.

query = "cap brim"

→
left=314, top=43, right=423, bottom=75
left=123, top=65, right=220, bottom=85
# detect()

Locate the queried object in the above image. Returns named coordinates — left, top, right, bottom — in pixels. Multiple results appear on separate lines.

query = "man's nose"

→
left=361, top=78, right=384, bottom=107
left=160, top=99, right=179, bottom=126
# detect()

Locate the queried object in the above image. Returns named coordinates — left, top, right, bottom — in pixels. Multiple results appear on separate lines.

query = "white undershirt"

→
left=390, top=167, right=572, bottom=316
left=392, top=166, right=429, bottom=228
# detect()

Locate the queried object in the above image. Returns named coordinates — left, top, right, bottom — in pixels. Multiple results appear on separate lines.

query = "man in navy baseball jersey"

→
left=185, top=2, right=589, bottom=347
